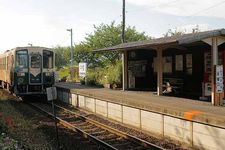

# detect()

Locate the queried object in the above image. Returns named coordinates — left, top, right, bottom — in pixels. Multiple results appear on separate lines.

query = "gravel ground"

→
left=0, top=89, right=105, bottom=150
left=56, top=101, right=198, bottom=150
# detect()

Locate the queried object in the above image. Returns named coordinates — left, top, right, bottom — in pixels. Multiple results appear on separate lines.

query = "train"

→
left=0, top=46, right=55, bottom=96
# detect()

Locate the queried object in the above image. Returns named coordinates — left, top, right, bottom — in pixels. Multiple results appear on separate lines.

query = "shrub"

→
left=0, top=122, right=8, bottom=133
left=85, top=60, right=122, bottom=87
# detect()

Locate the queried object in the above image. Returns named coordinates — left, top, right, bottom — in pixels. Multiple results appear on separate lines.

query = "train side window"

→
left=16, top=50, right=28, bottom=68
left=43, top=50, right=53, bottom=69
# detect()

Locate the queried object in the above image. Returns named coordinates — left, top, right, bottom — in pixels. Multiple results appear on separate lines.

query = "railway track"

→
left=28, top=101, right=164, bottom=150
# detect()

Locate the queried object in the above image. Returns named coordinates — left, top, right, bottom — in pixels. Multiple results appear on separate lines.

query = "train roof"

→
left=0, top=46, right=53, bottom=56
left=14, top=46, right=52, bottom=50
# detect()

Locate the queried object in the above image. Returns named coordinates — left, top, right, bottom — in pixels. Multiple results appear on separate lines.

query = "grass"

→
left=0, top=90, right=53, bottom=149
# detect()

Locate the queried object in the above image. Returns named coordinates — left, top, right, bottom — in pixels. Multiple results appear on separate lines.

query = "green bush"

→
left=0, top=122, right=8, bottom=133
left=86, top=68, right=104, bottom=86
left=85, top=60, right=122, bottom=87
left=104, top=61, right=122, bottom=85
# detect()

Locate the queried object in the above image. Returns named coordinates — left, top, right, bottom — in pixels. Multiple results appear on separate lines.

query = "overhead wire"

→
left=127, top=0, right=181, bottom=13
left=185, top=0, right=225, bottom=18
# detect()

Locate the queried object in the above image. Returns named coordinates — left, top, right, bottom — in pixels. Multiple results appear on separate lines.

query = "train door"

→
left=29, top=53, right=42, bottom=84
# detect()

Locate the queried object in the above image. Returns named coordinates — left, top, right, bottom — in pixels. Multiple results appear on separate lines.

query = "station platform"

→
left=55, top=82, right=225, bottom=128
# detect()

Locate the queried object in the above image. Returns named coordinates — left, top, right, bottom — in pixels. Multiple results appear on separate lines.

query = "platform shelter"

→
left=96, top=29, right=225, bottom=106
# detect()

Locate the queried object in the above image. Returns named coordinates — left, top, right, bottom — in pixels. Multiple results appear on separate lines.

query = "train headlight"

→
left=18, top=78, right=24, bottom=84
left=17, top=72, right=25, bottom=76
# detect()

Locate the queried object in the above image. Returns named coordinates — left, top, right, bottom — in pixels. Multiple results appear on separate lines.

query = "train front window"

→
left=31, top=54, right=41, bottom=68
left=16, top=50, right=28, bottom=68
left=43, top=50, right=53, bottom=69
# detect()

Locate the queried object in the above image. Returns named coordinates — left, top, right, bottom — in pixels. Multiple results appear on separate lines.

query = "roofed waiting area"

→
left=96, top=29, right=225, bottom=106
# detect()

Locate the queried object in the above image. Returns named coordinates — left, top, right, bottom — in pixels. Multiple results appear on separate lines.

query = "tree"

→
left=164, top=25, right=201, bottom=37
left=163, top=28, right=184, bottom=37
left=54, top=46, right=70, bottom=68
left=74, top=43, right=101, bottom=67
left=81, top=21, right=149, bottom=66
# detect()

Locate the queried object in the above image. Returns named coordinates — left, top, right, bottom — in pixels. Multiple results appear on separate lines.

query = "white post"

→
left=211, top=37, right=218, bottom=105
left=122, top=52, right=125, bottom=91
left=122, top=51, right=128, bottom=91
left=157, top=49, right=163, bottom=95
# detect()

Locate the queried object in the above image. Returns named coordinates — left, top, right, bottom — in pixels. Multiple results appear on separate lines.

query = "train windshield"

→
left=43, top=50, right=53, bottom=69
left=30, top=54, right=41, bottom=68
left=16, top=50, right=28, bottom=68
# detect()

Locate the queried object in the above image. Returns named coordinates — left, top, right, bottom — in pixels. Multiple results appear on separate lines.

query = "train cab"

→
left=13, top=47, right=55, bottom=95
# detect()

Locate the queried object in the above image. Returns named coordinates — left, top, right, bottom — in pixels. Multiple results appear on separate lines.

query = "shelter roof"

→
left=95, top=29, right=225, bottom=51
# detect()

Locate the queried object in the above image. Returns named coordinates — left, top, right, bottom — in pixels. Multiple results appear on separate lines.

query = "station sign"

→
left=216, top=65, right=223, bottom=93
left=46, top=87, right=57, bottom=101
left=79, top=62, right=87, bottom=77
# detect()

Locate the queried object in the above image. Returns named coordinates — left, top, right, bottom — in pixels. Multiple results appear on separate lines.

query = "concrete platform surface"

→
left=55, top=82, right=225, bottom=128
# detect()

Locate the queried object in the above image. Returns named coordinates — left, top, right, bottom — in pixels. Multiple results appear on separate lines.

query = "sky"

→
left=0, top=0, right=225, bottom=53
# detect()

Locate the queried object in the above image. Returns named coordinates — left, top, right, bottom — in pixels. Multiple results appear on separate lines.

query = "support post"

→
left=157, top=49, right=163, bottom=95
left=122, top=51, right=128, bottom=91
left=211, top=37, right=217, bottom=105
left=202, top=37, right=225, bottom=106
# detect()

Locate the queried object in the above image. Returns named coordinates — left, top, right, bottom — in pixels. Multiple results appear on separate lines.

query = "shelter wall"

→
left=127, top=43, right=225, bottom=98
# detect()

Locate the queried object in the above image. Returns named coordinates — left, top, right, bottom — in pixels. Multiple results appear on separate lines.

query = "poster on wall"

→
left=216, top=65, right=223, bottom=93
left=186, top=54, right=192, bottom=74
left=128, top=60, right=147, bottom=77
left=163, top=56, right=172, bottom=73
left=128, top=70, right=135, bottom=88
left=175, top=55, right=183, bottom=71
left=204, top=52, right=211, bottom=73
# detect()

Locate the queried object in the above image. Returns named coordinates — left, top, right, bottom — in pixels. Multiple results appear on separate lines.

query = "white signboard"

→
left=54, top=72, right=59, bottom=82
left=216, top=65, right=224, bottom=93
left=46, top=87, right=57, bottom=101
left=79, top=63, right=87, bottom=77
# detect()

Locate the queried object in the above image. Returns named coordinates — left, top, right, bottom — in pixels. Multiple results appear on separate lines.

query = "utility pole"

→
left=67, top=28, right=73, bottom=80
left=122, top=0, right=125, bottom=43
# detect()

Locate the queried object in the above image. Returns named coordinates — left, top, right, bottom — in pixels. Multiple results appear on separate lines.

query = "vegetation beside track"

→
left=0, top=89, right=102, bottom=150
left=0, top=89, right=53, bottom=149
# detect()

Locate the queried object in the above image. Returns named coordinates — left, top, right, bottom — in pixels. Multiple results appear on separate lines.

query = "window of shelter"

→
left=163, top=56, right=172, bottom=73
left=186, top=54, right=192, bottom=74
left=175, top=55, right=183, bottom=71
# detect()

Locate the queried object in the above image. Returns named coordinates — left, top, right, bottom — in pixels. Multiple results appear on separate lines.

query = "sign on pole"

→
left=46, top=86, right=60, bottom=149
left=46, top=87, right=57, bottom=101
left=79, top=62, right=87, bottom=77
left=216, top=65, right=224, bottom=93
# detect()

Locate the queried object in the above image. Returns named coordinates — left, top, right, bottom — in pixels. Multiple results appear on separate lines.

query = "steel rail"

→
left=54, top=104, right=164, bottom=150
left=28, top=102, right=118, bottom=150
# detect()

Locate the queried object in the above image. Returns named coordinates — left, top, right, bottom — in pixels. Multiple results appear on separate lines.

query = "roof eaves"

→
left=178, top=29, right=225, bottom=45
left=94, top=39, right=178, bottom=52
